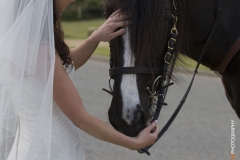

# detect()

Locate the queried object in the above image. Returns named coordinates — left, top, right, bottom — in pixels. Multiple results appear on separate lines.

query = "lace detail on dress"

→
left=63, top=62, right=75, bottom=80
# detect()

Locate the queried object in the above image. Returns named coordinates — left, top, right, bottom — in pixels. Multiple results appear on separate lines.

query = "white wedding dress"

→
left=7, top=65, right=86, bottom=160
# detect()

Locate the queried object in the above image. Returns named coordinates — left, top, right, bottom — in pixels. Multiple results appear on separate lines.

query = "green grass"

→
left=177, top=55, right=209, bottom=71
left=62, top=19, right=105, bottom=39
left=70, top=46, right=110, bottom=57
left=93, top=46, right=110, bottom=56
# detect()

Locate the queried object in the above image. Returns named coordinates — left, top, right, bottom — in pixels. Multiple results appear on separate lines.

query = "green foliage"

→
left=61, top=0, right=104, bottom=21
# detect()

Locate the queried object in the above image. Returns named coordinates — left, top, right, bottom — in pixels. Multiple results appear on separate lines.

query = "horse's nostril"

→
left=132, top=110, right=144, bottom=125
left=136, top=111, right=142, bottom=121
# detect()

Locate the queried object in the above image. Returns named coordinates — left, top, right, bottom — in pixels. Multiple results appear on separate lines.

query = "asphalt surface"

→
left=73, top=57, right=239, bottom=160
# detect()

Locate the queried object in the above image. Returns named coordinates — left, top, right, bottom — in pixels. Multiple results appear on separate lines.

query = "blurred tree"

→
left=61, top=0, right=104, bottom=21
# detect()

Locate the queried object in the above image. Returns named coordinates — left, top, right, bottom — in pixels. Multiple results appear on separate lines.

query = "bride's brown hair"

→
left=53, top=0, right=73, bottom=68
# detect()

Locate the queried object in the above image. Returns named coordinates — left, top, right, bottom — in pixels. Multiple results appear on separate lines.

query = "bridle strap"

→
left=138, top=0, right=224, bottom=155
left=109, top=67, right=162, bottom=77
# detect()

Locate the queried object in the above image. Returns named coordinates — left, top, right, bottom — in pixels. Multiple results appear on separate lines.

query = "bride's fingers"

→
left=114, top=13, right=131, bottom=22
left=115, top=21, right=131, bottom=28
left=109, top=11, right=131, bottom=22
left=109, top=9, right=121, bottom=19
left=109, top=28, right=125, bottom=39
left=113, top=9, right=121, bottom=15
left=115, top=15, right=127, bottom=22
left=151, top=126, right=160, bottom=136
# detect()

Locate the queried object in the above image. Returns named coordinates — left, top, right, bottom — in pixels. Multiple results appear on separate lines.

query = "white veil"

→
left=0, top=0, right=55, bottom=159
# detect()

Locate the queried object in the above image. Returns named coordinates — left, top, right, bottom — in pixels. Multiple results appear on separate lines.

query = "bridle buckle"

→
left=164, top=52, right=172, bottom=64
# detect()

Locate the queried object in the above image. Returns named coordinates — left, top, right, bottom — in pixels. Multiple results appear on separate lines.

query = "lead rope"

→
left=138, top=0, right=224, bottom=155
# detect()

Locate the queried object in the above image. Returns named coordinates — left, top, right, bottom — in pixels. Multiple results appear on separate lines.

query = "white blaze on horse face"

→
left=121, top=28, right=140, bottom=125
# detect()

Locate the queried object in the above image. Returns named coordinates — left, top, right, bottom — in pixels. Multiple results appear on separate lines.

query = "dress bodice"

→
left=7, top=64, right=85, bottom=160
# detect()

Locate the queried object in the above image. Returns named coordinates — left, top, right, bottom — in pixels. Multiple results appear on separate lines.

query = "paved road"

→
left=73, top=57, right=239, bottom=160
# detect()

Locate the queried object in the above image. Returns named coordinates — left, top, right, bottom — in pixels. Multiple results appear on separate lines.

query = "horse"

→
left=102, top=0, right=240, bottom=138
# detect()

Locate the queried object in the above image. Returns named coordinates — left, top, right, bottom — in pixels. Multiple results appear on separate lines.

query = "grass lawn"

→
left=94, top=46, right=110, bottom=57
left=177, top=56, right=209, bottom=71
left=62, top=19, right=105, bottom=39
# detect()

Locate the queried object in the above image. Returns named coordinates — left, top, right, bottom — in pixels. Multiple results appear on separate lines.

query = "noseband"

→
left=103, top=0, right=224, bottom=156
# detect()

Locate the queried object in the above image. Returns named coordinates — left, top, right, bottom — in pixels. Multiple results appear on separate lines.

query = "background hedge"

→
left=61, top=0, right=104, bottom=21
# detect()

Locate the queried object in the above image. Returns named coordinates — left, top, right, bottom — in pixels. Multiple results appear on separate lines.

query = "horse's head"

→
left=103, top=0, right=184, bottom=137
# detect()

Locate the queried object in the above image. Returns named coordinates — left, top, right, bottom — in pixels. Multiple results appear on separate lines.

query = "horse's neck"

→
left=184, top=0, right=240, bottom=70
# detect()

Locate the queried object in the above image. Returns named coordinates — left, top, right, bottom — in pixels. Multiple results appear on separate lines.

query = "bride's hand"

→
left=130, top=120, right=160, bottom=150
left=89, top=10, right=129, bottom=42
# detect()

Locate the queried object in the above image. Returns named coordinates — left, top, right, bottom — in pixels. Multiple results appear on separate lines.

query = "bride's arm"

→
left=69, top=36, right=102, bottom=70
left=69, top=10, right=127, bottom=70
left=53, top=54, right=160, bottom=150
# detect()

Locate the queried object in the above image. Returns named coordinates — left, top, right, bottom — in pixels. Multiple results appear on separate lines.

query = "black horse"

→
left=102, top=0, right=240, bottom=137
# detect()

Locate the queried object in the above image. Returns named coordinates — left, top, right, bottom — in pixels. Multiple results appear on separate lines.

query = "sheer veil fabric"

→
left=0, top=0, right=55, bottom=159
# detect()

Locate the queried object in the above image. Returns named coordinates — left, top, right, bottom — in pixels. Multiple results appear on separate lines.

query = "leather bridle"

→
left=103, top=0, right=224, bottom=156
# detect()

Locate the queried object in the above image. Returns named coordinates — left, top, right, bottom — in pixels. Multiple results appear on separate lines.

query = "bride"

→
left=0, top=0, right=159, bottom=159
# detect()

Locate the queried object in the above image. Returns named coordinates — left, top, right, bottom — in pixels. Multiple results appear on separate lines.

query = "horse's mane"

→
left=102, top=0, right=189, bottom=68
